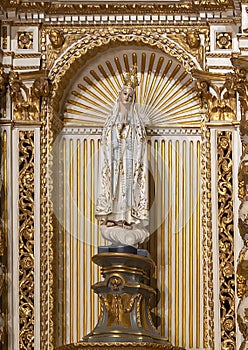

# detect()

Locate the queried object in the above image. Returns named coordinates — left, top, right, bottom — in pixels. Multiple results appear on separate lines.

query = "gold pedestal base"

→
left=84, top=252, right=159, bottom=343
left=56, top=250, right=185, bottom=350
left=57, top=341, right=184, bottom=350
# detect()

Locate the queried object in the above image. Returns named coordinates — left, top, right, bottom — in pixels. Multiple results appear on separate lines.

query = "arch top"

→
left=49, top=29, right=202, bottom=126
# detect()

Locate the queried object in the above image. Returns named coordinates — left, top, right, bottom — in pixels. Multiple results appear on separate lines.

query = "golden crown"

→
left=123, top=65, right=139, bottom=89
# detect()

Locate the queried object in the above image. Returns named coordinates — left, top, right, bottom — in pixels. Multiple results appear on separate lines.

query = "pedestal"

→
left=57, top=247, right=184, bottom=350
left=85, top=250, right=159, bottom=343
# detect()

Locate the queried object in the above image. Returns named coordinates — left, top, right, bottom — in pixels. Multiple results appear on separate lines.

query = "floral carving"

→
left=9, top=71, right=50, bottom=121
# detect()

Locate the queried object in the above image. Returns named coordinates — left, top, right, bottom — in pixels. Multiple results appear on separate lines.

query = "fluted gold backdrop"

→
left=57, top=128, right=203, bottom=348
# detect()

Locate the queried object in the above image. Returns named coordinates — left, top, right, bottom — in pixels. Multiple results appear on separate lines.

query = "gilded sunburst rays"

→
left=64, top=51, right=201, bottom=126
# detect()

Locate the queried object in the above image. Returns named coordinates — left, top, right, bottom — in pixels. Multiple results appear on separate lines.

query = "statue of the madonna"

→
left=95, top=67, right=150, bottom=247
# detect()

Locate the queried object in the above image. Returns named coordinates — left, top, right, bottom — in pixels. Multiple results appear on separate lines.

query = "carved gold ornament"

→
left=0, top=68, right=8, bottom=118
left=230, top=57, right=248, bottom=350
left=8, top=71, right=50, bottom=121
left=216, top=32, right=232, bottom=50
left=201, top=120, right=214, bottom=348
left=39, top=96, right=54, bottom=350
left=57, top=342, right=184, bottom=350
left=49, top=30, right=65, bottom=50
left=100, top=293, right=137, bottom=328
left=46, top=28, right=199, bottom=115
left=2, top=27, right=7, bottom=50
left=195, top=74, right=236, bottom=121
left=0, top=0, right=235, bottom=14
left=217, top=131, right=235, bottom=350
left=1, top=19, right=242, bottom=350
left=19, top=131, right=35, bottom=349
left=18, top=31, right=33, bottom=50
left=167, top=29, right=204, bottom=68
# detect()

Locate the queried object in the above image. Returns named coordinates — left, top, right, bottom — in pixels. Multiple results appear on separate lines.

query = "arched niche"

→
left=50, top=38, right=205, bottom=348
left=62, top=45, right=201, bottom=127
left=48, top=29, right=202, bottom=119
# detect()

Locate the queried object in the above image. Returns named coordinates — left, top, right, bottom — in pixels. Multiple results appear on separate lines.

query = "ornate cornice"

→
left=0, top=0, right=235, bottom=15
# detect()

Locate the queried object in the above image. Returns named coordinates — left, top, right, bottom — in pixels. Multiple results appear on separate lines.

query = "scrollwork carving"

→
left=237, top=294, right=248, bottom=349
left=0, top=67, right=8, bottom=118
left=217, top=131, right=236, bottom=349
left=99, top=293, right=137, bottom=328
left=0, top=0, right=235, bottom=15
left=195, top=74, right=237, bottom=121
left=19, top=130, right=35, bottom=349
left=9, top=71, right=50, bottom=121
left=238, top=160, right=248, bottom=200
left=40, top=103, right=54, bottom=348
left=233, top=59, right=248, bottom=349
left=234, top=68, right=248, bottom=125
left=237, top=248, right=248, bottom=299
left=168, top=29, right=204, bottom=68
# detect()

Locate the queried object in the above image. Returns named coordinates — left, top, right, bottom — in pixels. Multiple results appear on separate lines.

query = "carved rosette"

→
left=19, top=130, right=35, bottom=349
left=217, top=131, right=235, bottom=350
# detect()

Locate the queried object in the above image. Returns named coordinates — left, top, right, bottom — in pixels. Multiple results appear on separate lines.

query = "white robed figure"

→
left=95, top=67, right=150, bottom=246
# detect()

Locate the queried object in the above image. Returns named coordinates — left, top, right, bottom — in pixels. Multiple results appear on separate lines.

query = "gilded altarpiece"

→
left=0, top=18, right=246, bottom=350
left=44, top=28, right=241, bottom=349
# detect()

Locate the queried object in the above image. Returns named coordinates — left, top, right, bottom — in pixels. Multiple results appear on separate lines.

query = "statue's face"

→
left=186, top=32, right=200, bottom=49
left=49, top=30, right=64, bottom=48
left=119, top=87, right=134, bottom=105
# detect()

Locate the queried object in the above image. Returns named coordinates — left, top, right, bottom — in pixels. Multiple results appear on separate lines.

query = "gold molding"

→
left=13, top=66, right=41, bottom=71
left=206, top=53, right=232, bottom=58
left=57, top=341, right=184, bottom=350
left=40, top=101, right=54, bottom=349
left=201, top=119, right=214, bottom=349
left=14, top=54, right=42, bottom=59
left=0, top=0, right=234, bottom=15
